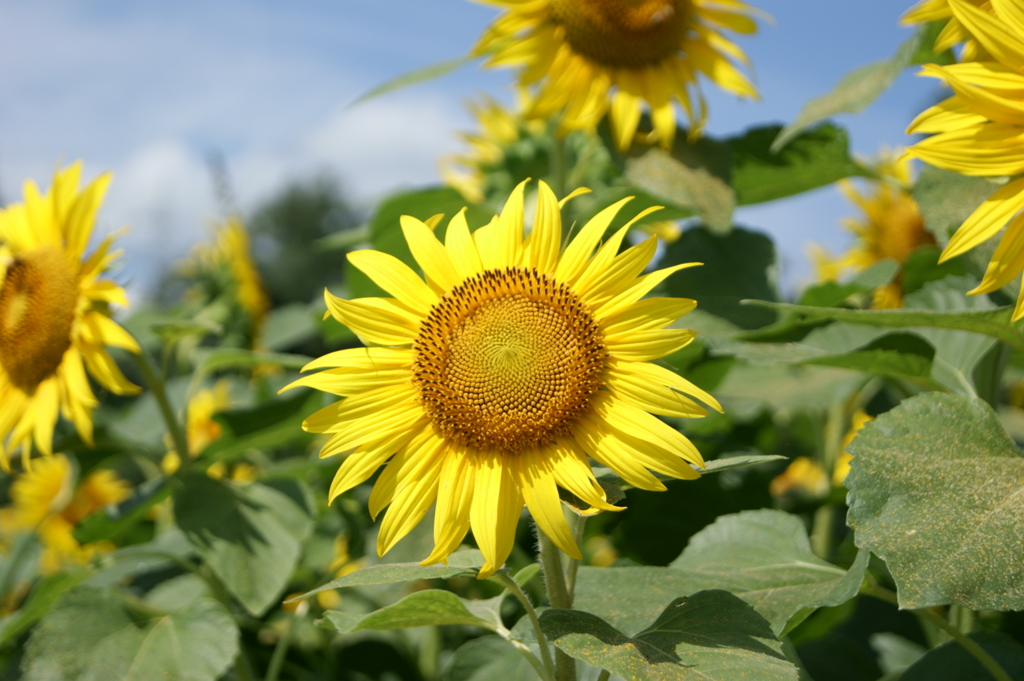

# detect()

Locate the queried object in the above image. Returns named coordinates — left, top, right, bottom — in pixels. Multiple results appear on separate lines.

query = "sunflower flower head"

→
left=901, top=0, right=992, bottom=62
left=905, top=0, right=1024, bottom=319
left=285, top=181, right=719, bottom=578
left=2, top=454, right=130, bottom=574
left=833, top=409, right=873, bottom=487
left=161, top=380, right=231, bottom=474
left=0, top=163, right=140, bottom=470
left=809, top=150, right=933, bottom=308
left=182, top=217, right=270, bottom=347
left=474, top=0, right=763, bottom=150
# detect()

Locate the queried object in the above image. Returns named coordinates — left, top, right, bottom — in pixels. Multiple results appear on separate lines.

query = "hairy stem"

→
left=538, top=528, right=576, bottom=681
left=490, top=573, right=555, bottom=681
left=133, top=351, right=189, bottom=472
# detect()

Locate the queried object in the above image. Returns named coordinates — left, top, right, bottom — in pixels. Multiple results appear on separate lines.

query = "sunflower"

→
left=904, top=0, right=1024, bottom=319
left=0, top=163, right=140, bottom=470
left=474, top=0, right=762, bottom=150
left=183, top=217, right=270, bottom=345
left=441, top=96, right=545, bottom=205
left=285, top=181, right=718, bottom=577
left=809, top=150, right=934, bottom=308
left=1, top=454, right=129, bottom=574
left=901, top=0, right=990, bottom=61
left=161, top=380, right=231, bottom=475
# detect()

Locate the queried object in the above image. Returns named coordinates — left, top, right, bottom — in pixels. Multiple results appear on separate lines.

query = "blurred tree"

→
left=248, top=174, right=362, bottom=306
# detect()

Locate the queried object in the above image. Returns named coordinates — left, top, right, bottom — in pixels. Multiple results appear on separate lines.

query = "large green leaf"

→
left=731, top=123, right=867, bottom=205
left=540, top=590, right=798, bottom=680
left=901, top=632, right=1024, bottom=681
left=913, top=164, right=1003, bottom=243
left=744, top=300, right=1024, bottom=354
left=443, top=636, right=541, bottom=681
left=320, top=589, right=499, bottom=633
left=301, top=562, right=479, bottom=600
left=846, top=393, right=1024, bottom=610
left=623, top=138, right=734, bottom=233
left=669, top=510, right=869, bottom=634
left=770, top=29, right=935, bottom=152
left=22, top=586, right=238, bottom=681
left=903, top=276, right=997, bottom=395
left=174, top=475, right=315, bottom=616
left=0, top=569, right=91, bottom=647
left=664, top=226, right=778, bottom=329
left=575, top=510, right=867, bottom=636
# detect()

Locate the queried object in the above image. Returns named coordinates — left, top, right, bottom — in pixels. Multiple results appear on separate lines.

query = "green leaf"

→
left=669, top=510, right=869, bottom=634
left=592, top=454, right=787, bottom=491
left=22, top=586, right=238, bottom=681
left=151, top=318, right=223, bottom=343
left=903, top=276, right=998, bottom=395
left=731, top=123, right=867, bottom=205
left=320, top=589, right=497, bottom=633
left=913, top=164, right=1002, bottom=242
left=664, top=225, right=778, bottom=329
left=575, top=510, right=867, bottom=637
left=802, top=333, right=943, bottom=391
left=743, top=300, right=1024, bottom=355
left=771, top=31, right=924, bottom=152
left=846, top=393, right=1024, bottom=610
left=0, top=569, right=91, bottom=647
left=260, top=302, right=319, bottom=351
left=350, top=56, right=474, bottom=106
left=901, top=632, right=1024, bottom=681
left=192, top=347, right=312, bottom=375
left=204, top=388, right=322, bottom=462
left=353, top=186, right=494, bottom=298
left=443, top=636, right=541, bottom=681
left=541, top=590, right=798, bottom=681
left=901, top=246, right=969, bottom=296
left=623, top=139, right=735, bottom=233
left=299, top=561, right=479, bottom=601
left=173, top=475, right=315, bottom=616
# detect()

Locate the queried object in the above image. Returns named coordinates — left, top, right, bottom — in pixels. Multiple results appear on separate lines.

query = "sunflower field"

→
left=2, top=1, right=1024, bottom=680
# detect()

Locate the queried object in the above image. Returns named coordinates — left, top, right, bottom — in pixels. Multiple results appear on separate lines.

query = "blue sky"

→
left=0, top=1, right=942, bottom=298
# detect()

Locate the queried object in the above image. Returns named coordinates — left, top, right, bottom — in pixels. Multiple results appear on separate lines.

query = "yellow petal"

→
left=555, top=197, right=632, bottom=285
left=526, top=181, right=561, bottom=274
left=347, top=250, right=438, bottom=315
left=601, top=298, right=697, bottom=336
left=972, top=211, right=1024, bottom=293
left=377, top=440, right=446, bottom=556
left=941, top=177, right=1024, bottom=261
left=301, top=346, right=412, bottom=373
left=421, top=448, right=477, bottom=566
left=323, top=292, right=419, bottom=346
left=572, top=416, right=665, bottom=491
left=400, top=215, right=461, bottom=293
left=470, top=451, right=523, bottom=579
left=520, top=448, right=580, bottom=559
left=604, top=328, right=697, bottom=362
left=445, top=208, right=485, bottom=282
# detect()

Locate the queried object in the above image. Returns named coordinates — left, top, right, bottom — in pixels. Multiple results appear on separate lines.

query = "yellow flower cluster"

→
left=904, top=0, right=1024, bottom=319
left=0, top=455, right=129, bottom=574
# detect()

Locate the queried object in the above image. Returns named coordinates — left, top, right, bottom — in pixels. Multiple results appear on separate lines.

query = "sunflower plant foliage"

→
left=3, top=4, right=1024, bottom=681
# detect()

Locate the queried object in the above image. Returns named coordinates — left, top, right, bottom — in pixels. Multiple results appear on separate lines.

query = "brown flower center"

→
left=550, top=0, right=690, bottom=68
left=0, top=247, right=78, bottom=392
left=413, top=267, right=605, bottom=453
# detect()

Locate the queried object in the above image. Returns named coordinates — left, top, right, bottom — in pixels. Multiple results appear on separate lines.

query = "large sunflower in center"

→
left=288, top=181, right=719, bottom=577
left=474, top=0, right=762, bottom=149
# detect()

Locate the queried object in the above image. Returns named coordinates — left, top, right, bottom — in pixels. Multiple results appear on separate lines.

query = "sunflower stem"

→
left=863, top=584, right=1012, bottom=681
left=563, top=515, right=586, bottom=605
left=133, top=351, right=190, bottom=472
left=595, top=670, right=611, bottom=681
left=538, top=528, right=576, bottom=681
left=490, top=572, right=556, bottom=681
left=551, top=132, right=568, bottom=198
